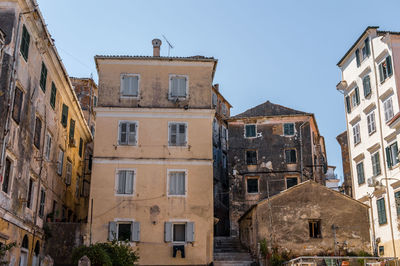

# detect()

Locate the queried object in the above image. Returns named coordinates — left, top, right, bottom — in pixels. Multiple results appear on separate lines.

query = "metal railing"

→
left=284, top=256, right=399, bottom=266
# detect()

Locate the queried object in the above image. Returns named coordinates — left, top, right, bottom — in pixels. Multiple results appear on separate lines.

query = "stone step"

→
left=213, top=261, right=254, bottom=266
left=214, top=252, right=253, bottom=261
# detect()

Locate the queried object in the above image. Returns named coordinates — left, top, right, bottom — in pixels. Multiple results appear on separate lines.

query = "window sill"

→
left=167, top=194, right=186, bottom=197
left=358, top=182, right=366, bottom=187
left=354, top=141, right=361, bottom=147
left=115, top=193, right=135, bottom=197
left=168, top=96, right=188, bottom=101
left=120, top=95, right=139, bottom=99
left=368, top=130, right=376, bottom=136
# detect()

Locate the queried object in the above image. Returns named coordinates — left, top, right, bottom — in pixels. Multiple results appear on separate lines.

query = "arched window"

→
left=34, top=241, right=40, bottom=256
left=21, top=235, right=28, bottom=249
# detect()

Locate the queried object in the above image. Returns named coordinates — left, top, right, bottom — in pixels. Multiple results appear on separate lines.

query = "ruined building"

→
left=228, top=101, right=328, bottom=236
left=337, top=26, right=400, bottom=257
left=212, top=84, right=232, bottom=237
left=336, top=131, right=352, bottom=197
left=90, top=40, right=218, bottom=265
left=0, top=0, right=92, bottom=264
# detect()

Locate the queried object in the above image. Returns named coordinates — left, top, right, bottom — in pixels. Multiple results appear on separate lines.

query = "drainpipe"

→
left=369, top=194, right=378, bottom=256
left=370, top=34, right=397, bottom=257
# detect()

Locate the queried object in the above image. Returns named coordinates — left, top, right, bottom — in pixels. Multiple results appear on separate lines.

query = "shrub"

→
left=0, top=242, right=16, bottom=265
left=71, top=244, right=112, bottom=266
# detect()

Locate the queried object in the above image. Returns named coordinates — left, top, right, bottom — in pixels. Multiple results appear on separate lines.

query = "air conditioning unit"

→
left=367, top=177, right=379, bottom=187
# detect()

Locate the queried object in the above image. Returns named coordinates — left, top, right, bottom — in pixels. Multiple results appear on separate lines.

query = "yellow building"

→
left=0, top=0, right=92, bottom=264
left=90, top=39, right=216, bottom=265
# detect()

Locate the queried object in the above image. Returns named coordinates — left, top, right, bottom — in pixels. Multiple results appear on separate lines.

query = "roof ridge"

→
left=232, top=100, right=309, bottom=118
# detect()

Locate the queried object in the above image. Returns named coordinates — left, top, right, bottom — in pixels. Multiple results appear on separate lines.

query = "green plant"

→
left=259, top=238, right=268, bottom=258
left=0, top=242, right=16, bottom=265
left=71, top=244, right=112, bottom=266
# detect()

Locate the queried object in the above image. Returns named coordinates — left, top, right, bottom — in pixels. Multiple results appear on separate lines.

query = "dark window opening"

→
left=12, top=87, right=23, bottom=124
left=2, top=158, right=11, bottom=194
left=50, top=83, right=57, bottom=109
left=34, top=117, right=42, bottom=149
left=39, top=189, right=46, bottom=218
left=246, top=150, right=257, bottom=165
left=61, top=104, right=68, bottom=128
left=40, top=62, right=47, bottom=92
left=21, top=235, right=29, bottom=249
left=309, top=220, right=321, bottom=238
left=284, top=123, right=295, bottom=135
left=27, top=179, right=34, bottom=209
left=79, top=138, right=83, bottom=157
left=245, top=124, right=256, bottom=138
left=173, top=224, right=186, bottom=242
left=118, top=223, right=131, bottom=241
left=286, top=177, right=298, bottom=189
left=69, top=119, right=75, bottom=140
left=247, top=178, right=258, bottom=194
left=379, top=246, right=384, bottom=255
left=285, top=149, right=297, bottom=164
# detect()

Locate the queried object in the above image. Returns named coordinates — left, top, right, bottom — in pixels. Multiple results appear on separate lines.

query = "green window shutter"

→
left=79, top=138, right=83, bottom=157
left=387, top=56, right=393, bottom=77
left=20, top=25, right=30, bottom=60
left=40, top=62, right=47, bottom=92
left=379, top=64, right=384, bottom=83
left=386, top=147, right=392, bottom=168
left=377, top=198, right=387, bottom=225
left=69, top=119, right=75, bottom=140
left=345, top=96, right=351, bottom=113
left=50, top=83, right=57, bottom=109
left=61, top=104, right=68, bottom=127
left=355, top=49, right=360, bottom=67
left=365, top=37, right=371, bottom=56
left=363, top=76, right=371, bottom=97
left=395, top=192, right=400, bottom=216
left=355, top=87, right=360, bottom=105
left=394, top=142, right=399, bottom=164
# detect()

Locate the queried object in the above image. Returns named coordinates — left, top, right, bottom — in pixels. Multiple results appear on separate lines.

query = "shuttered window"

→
left=20, top=25, right=30, bottom=61
left=39, top=189, right=46, bottom=218
left=170, top=76, right=187, bottom=98
left=117, top=170, right=134, bottom=195
left=395, top=191, right=400, bottom=217
left=61, top=104, right=68, bottom=127
left=355, top=49, right=360, bottom=67
left=164, top=222, right=194, bottom=243
left=69, top=119, right=75, bottom=140
left=45, top=132, right=52, bottom=160
left=2, top=158, right=12, bottom=194
left=356, top=162, right=365, bottom=185
left=363, top=75, right=371, bottom=97
left=352, top=123, right=361, bottom=145
left=285, top=149, right=297, bottom=163
left=27, top=178, right=34, bottom=209
left=119, top=122, right=137, bottom=145
left=79, top=138, right=83, bottom=157
left=65, top=160, right=72, bottom=185
left=57, top=149, right=64, bottom=175
left=168, top=171, right=185, bottom=196
left=377, top=198, right=387, bottom=225
left=246, top=150, right=257, bottom=165
left=247, top=178, right=258, bottom=193
left=245, top=124, right=256, bottom=138
left=50, top=83, right=57, bottom=109
left=345, top=96, right=351, bottom=113
left=121, top=74, right=139, bottom=97
left=284, top=123, right=295, bottom=135
left=169, top=123, right=187, bottom=146
left=362, top=37, right=371, bottom=60
left=371, top=152, right=381, bottom=177
left=40, top=62, right=47, bottom=92
left=386, top=142, right=399, bottom=168
left=108, top=221, right=140, bottom=242
left=379, top=55, right=393, bottom=83
left=384, top=97, right=394, bottom=122
left=351, top=87, right=360, bottom=107
left=34, top=117, right=42, bottom=149
left=367, top=111, right=376, bottom=135
left=12, top=87, right=23, bottom=124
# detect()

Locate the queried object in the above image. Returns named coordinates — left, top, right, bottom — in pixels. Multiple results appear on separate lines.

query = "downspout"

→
left=371, top=34, right=397, bottom=257
left=369, top=194, right=378, bottom=256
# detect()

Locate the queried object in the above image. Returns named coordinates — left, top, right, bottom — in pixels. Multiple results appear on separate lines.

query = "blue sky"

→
left=36, top=0, right=400, bottom=181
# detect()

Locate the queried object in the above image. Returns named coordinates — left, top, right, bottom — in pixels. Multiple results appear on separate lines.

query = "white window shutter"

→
left=164, top=222, right=172, bottom=242
left=125, top=171, right=134, bottom=194
left=108, top=221, right=117, bottom=241
left=131, top=222, right=140, bottom=242
left=186, top=222, right=194, bottom=242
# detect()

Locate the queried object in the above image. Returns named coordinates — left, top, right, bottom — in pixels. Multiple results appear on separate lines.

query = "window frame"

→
left=283, top=123, right=295, bottom=136
left=57, top=148, right=64, bottom=176
left=383, top=97, right=394, bottom=122
left=285, top=149, right=297, bottom=164
left=39, top=62, right=48, bottom=92
left=33, top=116, right=42, bottom=149
left=120, top=73, right=140, bottom=98
left=169, top=74, right=189, bottom=100
left=245, top=150, right=257, bottom=165
left=167, top=169, right=187, bottom=197
left=246, top=177, right=259, bottom=194
left=377, top=197, right=387, bottom=225
left=366, top=111, right=376, bottom=135
left=308, top=219, right=322, bottom=238
left=12, top=86, right=23, bottom=124
left=379, top=55, right=393, bottom=84
left=45, top=131, right=52, bottom=161
left=371, top=152, right=381, bottom=177
left=352, top=123, right=361, bottom=145
left=362, top=74, right=371, bottom=97
left=172, top=223, right=187, bottom=243
left=244, top=124, right=257, bottom=138
left=2, top=157, right=13, bottom=195
left=118, top=121, right=138, bottom=146
left=38, top=188, right=46, bottom=218
left=20, top=25, right=30, bottom=61
left=285, top=176, right=299, bottom=189
left=356, top=161, right=365, bottom=185
left=115, top=169, right=136, bottom=196
left=168, top=122, right=188, bottom=147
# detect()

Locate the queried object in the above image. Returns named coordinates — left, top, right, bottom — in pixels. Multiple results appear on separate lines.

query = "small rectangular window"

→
left=356, top=162, right=365, bottom=185
left=117, top=170, right=134, bottom=195
left=377, top=198, right=387, bottom=225
left=395, top=191, right=400, bottom=217
left=169, top=171, right=185, bottom=196
left=355, top=49, right=360, bottom=67
left=245, top=124, right=256, bottom=138
left=119, top=122, right=137, bottom=145
left=65, top=160, right=72, bottom=185
left=50, top=83, right=57, bottom=109
left=379, top=246, right=384, bottom=256
left=284, top=123, right=295, bottom=135
left=384, top=97, right=394, bottom=122
left=285, top=149, right=297, bottom=164
left=363, top=75, right=371, bottom=97
left=353, top=123, right=361, bottom=145
left=118, top=223, right=132, bottom=241
left=82, top=180, right=90, bottom=198
left=212, top=92, right=217, bottom=107
left=345, top=96, right=351, bottom=113
left=61, top=104, right=68, bottom=128
left=173, top=224, right=186, bottom=242
left=2, top=158, right=12, bottom=194
left=367, top=111, right=376, bottom=135
left=379, top=55, right=393, bottom=83
left=57, top=149, right=64, bottom=175
left=69, top=119, right=75, bottom=141
left=27, top=178, right=34, bottom=209
left=247, top=178, right=258, bottom=194
left=39, top=189, right=46, bottom=218
left=93, top=95, right=98, bottom=107
left=309, top=220, right=321, bottom=238
left=170, top=76, right=187, bottom=98
left=20, top=25, right=30, bottom=61
left=34, top=117, right=42, bottom=149
left=12, top=87, right=23, bottom=124
left=169, top=123, right=187, bottom=146
left=45, top=132, right=52, bottom=161
left=121, top=74, right=139, bottom=97
left=40, top=62, right=47, bottom=92
left=351, top=87, right=360, bottom=107
left=372, top=152, right=381, bottom=177
left=79, top=138, right=83, bottom=157
left=246, top=150, right=257, bottom=165
left=386, top=142, right=399, bottom=168
left=286, top=177, right=298, bottom=189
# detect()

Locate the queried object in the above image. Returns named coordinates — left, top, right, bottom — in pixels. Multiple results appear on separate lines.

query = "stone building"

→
left=239, top=181, right=371, bottom=261
left=336, top=26, right=400, bottom=257
left=228, top=101, right=328, bottom=236
left=90, top=40, right=216, bottom=265
left=212, top=84, right=232, bottom=237
left=0, top=0, right=92, bottom=264
left=336, top=131, right=352, bottom=197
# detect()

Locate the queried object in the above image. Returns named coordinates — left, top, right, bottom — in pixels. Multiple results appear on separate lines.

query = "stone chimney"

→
left=152, top=39, right=162, bottom=57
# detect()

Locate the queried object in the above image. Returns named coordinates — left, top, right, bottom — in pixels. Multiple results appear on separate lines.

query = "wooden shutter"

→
left=354, top=87, right=360, bottom=105
left=345, top=96, right=351, bottom=113
left=164, top=222, right=172, bottom=242
left=61, top=104, right=68, bottom=127
left=170, top=124, right=177, bottom=145
left=20, top=25, right=30, bottom=60
left=186, top=222, right=194, bottom=242
left=50, top=83, right=57, bottom=109
left=79, top=138, right=83, bottom=157
left=394, top=143, right=399, bottom=164
left=108, top=222, right=117, bottom=241
left=125, top=171, right=134, bottom=194
left=387, top=56, right=393, bottom=76
left=386, top=147, right=392, bottom=168
left=365, top=37, right=370, bottom=57
left=69, top=119, right=75, bottom=140
left=131, top=222, right=140, bottom=242
left=128, top=123, right=136, bottom=145
left=40, top=62, right=47, bottom=92
left=34, top=117, right=42, bottom=149
left=355, top=49, right=360, bottom=67
left=12, top=87, right=23, bottom=123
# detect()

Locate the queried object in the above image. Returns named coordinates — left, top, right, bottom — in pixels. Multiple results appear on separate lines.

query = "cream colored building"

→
left=337, top=26, right=400, bottom=257
left=0, top=0, right=92, bottom=264
left=90, top=40, right=216, bottom=265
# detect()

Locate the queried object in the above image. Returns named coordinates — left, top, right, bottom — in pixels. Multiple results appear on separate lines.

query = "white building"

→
left=337, top=26, right=400, bottom=257
left=325, top=166, right=340, bottom=191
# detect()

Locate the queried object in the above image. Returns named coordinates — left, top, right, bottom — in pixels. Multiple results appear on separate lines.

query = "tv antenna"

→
left=162, top=35, right=174, bottom=56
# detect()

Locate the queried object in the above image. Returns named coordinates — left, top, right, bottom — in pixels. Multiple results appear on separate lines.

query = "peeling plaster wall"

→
left=336, top=131, right=352, bottom=197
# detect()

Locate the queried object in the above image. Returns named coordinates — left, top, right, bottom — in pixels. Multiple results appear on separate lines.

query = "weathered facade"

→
left=239, top=181, right=371, bottom=261
left=228, top=101, right=328, bottom=236
left=212, top=84, right=231, bottom=237
left=90, top=40, right=216, bottom=265
left=0, top=0, right=92, bottom=264
left=336, top=131, right=352, bottom=197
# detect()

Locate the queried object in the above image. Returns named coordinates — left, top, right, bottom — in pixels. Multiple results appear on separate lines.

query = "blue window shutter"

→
left=131, top=222, right=140, bottom=242
left=186, top=222, right=195, bottom=242
left=108, top=222, right=117, bottom=241
left=164, top=222, right=172, bottom=242
left=355, top=49, right=361, bottom=67
left=387, top=56, right=393, bottom=76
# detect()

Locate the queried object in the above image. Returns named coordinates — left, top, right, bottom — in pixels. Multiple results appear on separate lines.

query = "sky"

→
left=36, top=0, right=400, bottom=182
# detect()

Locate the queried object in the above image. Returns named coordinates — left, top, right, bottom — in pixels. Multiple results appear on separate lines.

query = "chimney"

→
left=152, top=39, right=162, bottom=57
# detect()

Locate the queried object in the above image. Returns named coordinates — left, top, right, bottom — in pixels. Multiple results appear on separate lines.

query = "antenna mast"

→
left=162, top=35, right=174, bottom=56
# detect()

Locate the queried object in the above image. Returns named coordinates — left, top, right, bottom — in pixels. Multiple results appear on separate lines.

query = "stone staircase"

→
left=214, top=236, right=255, bottom=266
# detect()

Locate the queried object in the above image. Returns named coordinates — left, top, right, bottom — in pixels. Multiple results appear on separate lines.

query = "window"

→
left=39, top=189, right=46, bottom=218
left=246, top=150, right=257, bottom=165
left=169, top=122, right=187, bottom=146
left=57, top=148, right=64, bottom=175
left=285, top=149, right=297, bottom=164
left=61, top=104, right=68, bottom=128
left=351, top=87, right=360, bottom=107
left=27, top=178, right=34, bottom=209
left=379, top=246, right=384, bottom=256
left=90, top=125, right=95, bottom=137
left=286, top=177, right=298, bottom=189
left=367, top=111, right=376, bottom=135
left=108, top=221, right=140, bottom=242
left=169, top=75, right=187, bottom=98
left=168, top=171, right=186, bottom=196
left=34, top=117, right=42, bottom=149
left=93, top=95, right=98, bottom=107
left=356, top=162, right=365, bottom=185
left=121, top=74, right=139, bottom=97
left=379, top=55, right=393, bottom=83
left=355, top=48, right=361, bottom=67
left=82, top=180, right=90, bottom=198
left=212, top=92, right=217, bottom=107
left=75, top=175, right=80, bottom=198
left=50, top=83, right=57, bottom=109
left=386, top=142, right=399, bottom=168
left=39, top=62, right=47, bottom=92
left=383, top=97, right=394, bottom=122
left=79, top=138, right=83, bottom=157
left=221, top=125, right=228, bottom=142
left=164, top=222, right=194, bottom=243
left=352, top=123, right=360, bottom=145
left=309, top=220, right=321, bottom=238
left=284, top=123, right=295, bottom=136
left=20, top=25, right=30, bottom=61
left=361, top=37, right=371, bottom=60
left=372, top=152, right=381, bottom=177
left=116, top=170, right=134, bottom=195
left=65, top=160, right=72, bottom=185
left=119, top=121, right=137, bottom=146
left=222, top=154, right=227, bottom=169
left=2, top=158, right=12, bottom=194
left=117, top=223, right=132, bottom=241
left=395, top=191, right=400, bottom=217
left=247, top=178, right=258, bottom=194
left=45, top=132, right=52, bottom=161
left=377, top=198, right=387, bottom=225
left=222, top=103, right=227, bottom=115
left=245, top=124, right=256, bottom=138
left=363, top=75, right=371, bottom=97
left=69, top=119, right=75, bottom=141
left=345, top=95, right=351, bottom=113
left=173, top=224, right=186, bottom=242
left=12, top=87, right=23, bottom=124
